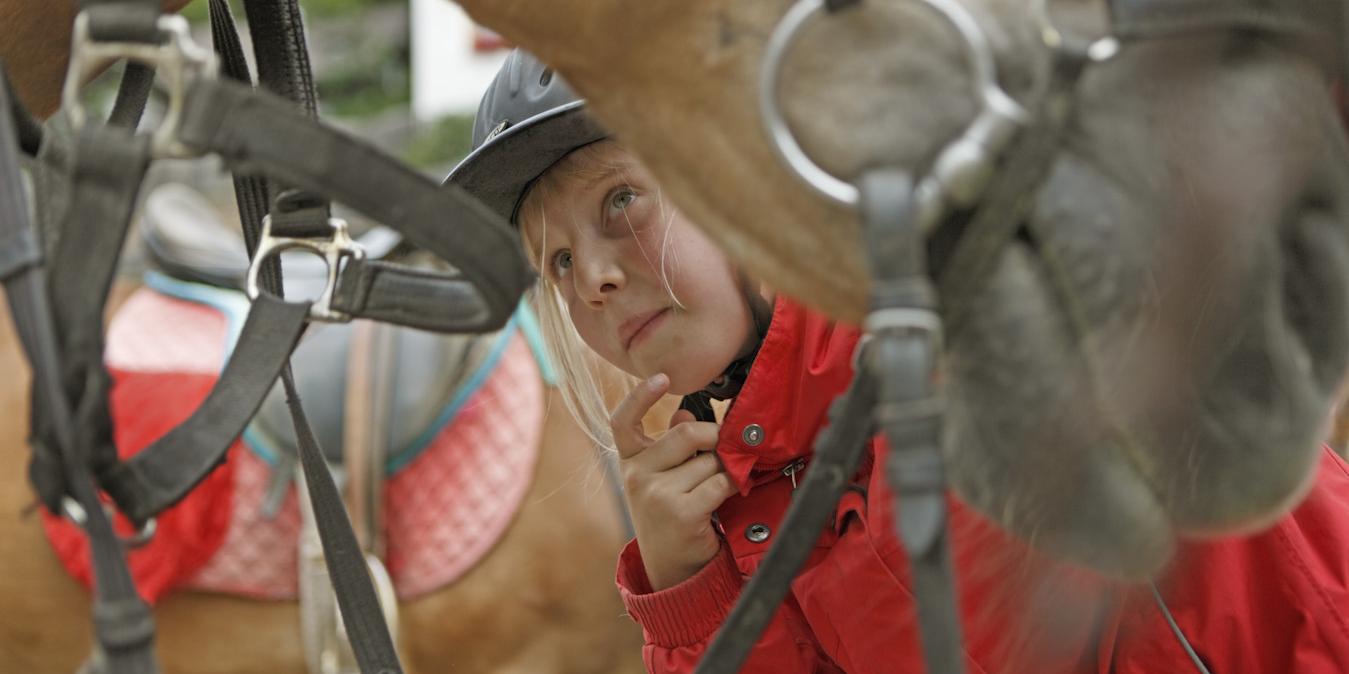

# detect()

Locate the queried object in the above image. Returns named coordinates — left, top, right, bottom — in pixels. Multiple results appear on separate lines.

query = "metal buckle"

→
left=864, top=307, right=944, bottom=351
left=61, top=496, right=158, bottom=549
left=246, top=216, right=367, bottom=322
left=759, top=0, right=1028, bottom=209
left=61, top=11, right=217, bottom=159
left=1032, top=0, right=1121, bottom=62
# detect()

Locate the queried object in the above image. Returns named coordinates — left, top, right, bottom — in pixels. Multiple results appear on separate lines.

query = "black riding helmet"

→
left=449, top=50, right=771, bottom=417
left=443, top=49, right=608, bottom=225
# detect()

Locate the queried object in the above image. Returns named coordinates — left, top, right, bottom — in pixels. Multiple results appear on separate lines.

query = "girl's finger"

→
left=668, top=407, right=696, bottom=429
left=688, top=471, right=738, bottom=513
left=639, top=421, right=720, bottom=472
left=611, top=373, right=670, bottom=459
left=664, top=452, right=723, bottom=493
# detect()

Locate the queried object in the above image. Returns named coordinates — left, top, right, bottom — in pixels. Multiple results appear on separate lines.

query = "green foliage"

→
left=316, top=45, right=411, bottom=118
left=401, top=114, right=476, bottom=171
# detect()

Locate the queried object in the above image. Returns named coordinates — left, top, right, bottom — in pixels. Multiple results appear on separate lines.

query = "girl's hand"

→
left=613, top=373, right=738, bottom=591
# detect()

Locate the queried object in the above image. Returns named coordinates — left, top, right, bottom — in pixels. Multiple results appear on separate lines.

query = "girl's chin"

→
left=637, top=364, right=718, bottom=397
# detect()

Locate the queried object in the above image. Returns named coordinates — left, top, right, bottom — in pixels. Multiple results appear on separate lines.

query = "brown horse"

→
left=5, top=0, right=1349, bottom=662
left=0, top=275, right=643, bottom=674
left=448, top=0, right=1349, bottom=579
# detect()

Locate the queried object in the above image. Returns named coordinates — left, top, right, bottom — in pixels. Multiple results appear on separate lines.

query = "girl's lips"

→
left=623, top=308, right=671, bottom=351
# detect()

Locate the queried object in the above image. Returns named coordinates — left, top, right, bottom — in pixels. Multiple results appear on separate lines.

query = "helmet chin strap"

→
left=678, top=272, right=775, bottom=423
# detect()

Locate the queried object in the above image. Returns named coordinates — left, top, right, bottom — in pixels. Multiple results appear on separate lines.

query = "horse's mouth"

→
left=1153, top=204, right=1349, bottom=536
left=944, top=197, right=1349, bottom=580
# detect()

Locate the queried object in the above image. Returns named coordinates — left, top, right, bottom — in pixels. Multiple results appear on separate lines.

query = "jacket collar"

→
left=715, top=298, right=862, bottom=495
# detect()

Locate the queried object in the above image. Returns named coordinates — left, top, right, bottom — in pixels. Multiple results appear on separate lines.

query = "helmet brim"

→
left=443, top=100, right=608, bottom=226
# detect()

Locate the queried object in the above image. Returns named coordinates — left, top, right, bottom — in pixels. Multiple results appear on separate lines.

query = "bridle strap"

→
left=1, top=61, right=159, bottom=674
left=935, top=42, right=1093, bottom=333
left=1109, top=0, right=1338, bottom=40
left=1110, top=0, right=1346, bottom=80
left=173, top=76, right=528, bottom=324
left=98, top=296, right=311, bottom=519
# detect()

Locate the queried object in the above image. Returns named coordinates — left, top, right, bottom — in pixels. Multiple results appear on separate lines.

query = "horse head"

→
left=461, top=0, right=1349, bottom=578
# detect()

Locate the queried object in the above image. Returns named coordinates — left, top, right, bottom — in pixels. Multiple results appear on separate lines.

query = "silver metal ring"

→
left=245, top=216, right=367, bottom=323
left=61, top=12, right=217, bottom=159
left=60, top=496, right=158, bottom=548
left=759, top=0, right=1029, bottom=207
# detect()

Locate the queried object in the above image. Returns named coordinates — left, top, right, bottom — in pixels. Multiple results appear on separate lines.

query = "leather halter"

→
left=694, top=2, right=1348, bottom=674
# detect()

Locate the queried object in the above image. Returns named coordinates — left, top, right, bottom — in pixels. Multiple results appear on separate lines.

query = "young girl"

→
left=447, top=49, right=1349, bottom=674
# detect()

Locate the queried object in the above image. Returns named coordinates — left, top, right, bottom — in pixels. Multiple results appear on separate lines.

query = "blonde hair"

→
left=518, top=141, right=685, bottom=453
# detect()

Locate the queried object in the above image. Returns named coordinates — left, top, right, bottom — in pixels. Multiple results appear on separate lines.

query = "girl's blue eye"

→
left=551, top=250, right=573, bottom=277
left=608, top=188, right=636, bottom=213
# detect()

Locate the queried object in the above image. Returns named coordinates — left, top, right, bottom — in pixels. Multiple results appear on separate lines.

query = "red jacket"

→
left=616, top=298, right=1349, bottom=673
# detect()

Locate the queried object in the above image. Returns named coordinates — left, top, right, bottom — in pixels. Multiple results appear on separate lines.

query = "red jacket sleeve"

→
left=1105, top=447, right=1349, bottom=674
left=616, top=539, right=827, bottom=673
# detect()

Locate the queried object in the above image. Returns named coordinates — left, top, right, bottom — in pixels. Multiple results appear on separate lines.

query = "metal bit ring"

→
left=759, top=0, right=1030, bottom=208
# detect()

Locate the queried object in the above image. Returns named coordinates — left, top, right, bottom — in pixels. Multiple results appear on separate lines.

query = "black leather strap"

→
left=202, top=7, right=404, bottom=673
left=83, top=1, right=163, bottom=44
left=107, top=63, right=156, bottom=130
left=207, top=0, right=280, bottom=291
left=242, top=0, right=333, bottom=238
left=0, top=77, right=39, bottom=281
left=1, top=67, right=42, bottom=156
left=176, top=76, right=534, bottom=332
left=243, top=0, right=321, bottom=117
left=331, top=259, right=494, bottom=332
left=44, top=128, right=152, bottom=480
left=100, top=295, right=311, bottom=522
left=0, top=70, right=158, bottom=674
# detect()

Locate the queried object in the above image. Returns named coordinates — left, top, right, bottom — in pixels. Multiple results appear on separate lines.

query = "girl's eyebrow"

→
left=573, top=163, right=633, bottom=196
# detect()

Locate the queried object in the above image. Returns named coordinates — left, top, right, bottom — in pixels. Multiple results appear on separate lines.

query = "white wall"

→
left=409, top=0, right=509, bottom=120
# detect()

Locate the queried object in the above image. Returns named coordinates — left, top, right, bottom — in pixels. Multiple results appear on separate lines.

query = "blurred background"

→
left=173, top=0, right=509, bottom=174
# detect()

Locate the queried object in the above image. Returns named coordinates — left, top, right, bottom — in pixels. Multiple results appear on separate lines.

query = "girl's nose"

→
left=575, top=249, right=624, bottom=308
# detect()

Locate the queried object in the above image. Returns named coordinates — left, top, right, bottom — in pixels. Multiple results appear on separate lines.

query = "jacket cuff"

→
left=616, top=539, right=744, bottom=647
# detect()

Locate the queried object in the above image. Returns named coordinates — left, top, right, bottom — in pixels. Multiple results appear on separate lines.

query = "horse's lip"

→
left=619, top=308, right=669, bottom=351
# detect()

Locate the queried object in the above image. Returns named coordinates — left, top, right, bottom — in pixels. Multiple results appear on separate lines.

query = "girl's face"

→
left=520, top=141, right=754, bottom=395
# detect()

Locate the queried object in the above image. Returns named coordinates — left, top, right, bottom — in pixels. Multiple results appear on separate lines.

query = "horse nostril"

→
left=1280, top=207, right=1349, bottom=393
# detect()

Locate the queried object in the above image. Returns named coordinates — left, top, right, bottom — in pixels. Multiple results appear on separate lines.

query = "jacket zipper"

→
left=780, top=458, right=807, bottom=490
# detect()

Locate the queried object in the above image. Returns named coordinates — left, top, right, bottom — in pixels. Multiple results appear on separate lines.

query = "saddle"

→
left=136, top=182, right=522, bottom=674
